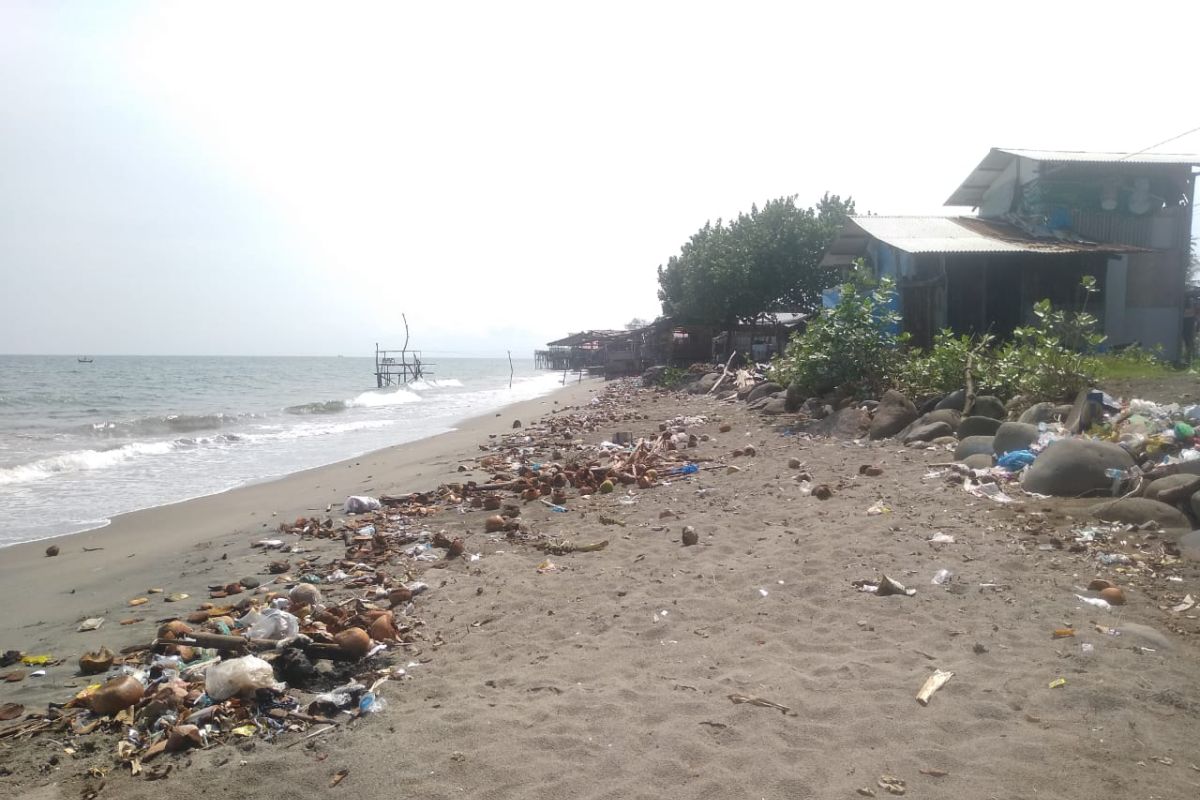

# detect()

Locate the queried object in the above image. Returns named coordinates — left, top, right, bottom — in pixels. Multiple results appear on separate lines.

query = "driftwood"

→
left=153, top=633, right=357, bottom=662
left=707, top=351, right=738, bottom=395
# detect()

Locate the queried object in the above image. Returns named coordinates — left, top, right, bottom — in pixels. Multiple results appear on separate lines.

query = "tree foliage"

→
left=656, top=193, right=854, bottom=327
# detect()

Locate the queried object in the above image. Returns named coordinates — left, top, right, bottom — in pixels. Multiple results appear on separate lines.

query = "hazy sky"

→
left=2, top=1, right=1198, bottom=356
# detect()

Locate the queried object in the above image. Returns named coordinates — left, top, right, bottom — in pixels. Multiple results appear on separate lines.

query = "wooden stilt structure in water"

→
left=374, top=314, right=435, bottom=387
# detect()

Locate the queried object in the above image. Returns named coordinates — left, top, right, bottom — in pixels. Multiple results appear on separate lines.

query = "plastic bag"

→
left=240, top=608, right=299, bottom=641
left=996, top=450, right=1036, bottom=471
left=204, top=656, right=281, bottom=701
left=343, top=495, right=382, bottom=513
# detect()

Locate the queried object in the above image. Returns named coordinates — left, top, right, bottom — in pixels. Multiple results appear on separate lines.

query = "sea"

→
left=0, top=355, right=566, bottom=547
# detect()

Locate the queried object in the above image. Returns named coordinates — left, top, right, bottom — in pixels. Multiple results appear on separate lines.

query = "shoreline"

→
left=0, top=377, right=601, bottom=666
left=0, top=373, right=583, bottom=550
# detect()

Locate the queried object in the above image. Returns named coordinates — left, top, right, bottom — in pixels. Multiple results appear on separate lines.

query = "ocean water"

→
left=0, top=356, right=565, bottom=547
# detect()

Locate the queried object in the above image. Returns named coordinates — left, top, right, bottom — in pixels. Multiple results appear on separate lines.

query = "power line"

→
left=1119, top=123, right=1200, bottom=160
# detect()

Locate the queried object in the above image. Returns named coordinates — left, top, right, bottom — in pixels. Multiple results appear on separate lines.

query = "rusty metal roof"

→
left=946, top=147, right=1200, bottom=207
left=821, top=215, right=1146, bottom=263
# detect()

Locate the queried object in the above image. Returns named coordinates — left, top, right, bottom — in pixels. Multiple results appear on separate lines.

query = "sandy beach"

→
left=3, top=378, right=1200, bottom=800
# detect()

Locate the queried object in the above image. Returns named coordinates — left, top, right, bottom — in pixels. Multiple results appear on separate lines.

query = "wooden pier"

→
left=374, top=343, right=434, bottom=388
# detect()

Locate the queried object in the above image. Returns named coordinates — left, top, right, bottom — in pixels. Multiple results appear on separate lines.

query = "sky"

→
left=2, top=0, right=1199, bottom=357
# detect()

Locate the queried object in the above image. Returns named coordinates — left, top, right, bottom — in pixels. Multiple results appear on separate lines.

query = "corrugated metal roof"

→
left=946, top=147, right=1200, bottom=207
left=821, top=215, right=1145, bottom=262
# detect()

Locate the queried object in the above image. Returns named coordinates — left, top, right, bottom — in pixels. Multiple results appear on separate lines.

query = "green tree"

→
left=656, top=194, right=854, bottom=331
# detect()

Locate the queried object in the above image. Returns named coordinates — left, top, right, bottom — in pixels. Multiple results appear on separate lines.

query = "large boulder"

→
left=896, top=409, right=961, bottom=441
left=1064, top=388, right=1102, bottom=434
left=935, top=389, right=966, bottom=412
left=869, top=390, right=918, bottom=440
left=1022, top=438, right=1134, bottom=497
left=903, top=421, right=954, bottom=444
left=759, top=397, right=790, bottom=416
left=992, top=422, right=1040, bottom=456
left=1179, top=530, right=1200, bottom=563
left=963, top=453, right=995, bottom=470
left=746, top=382, right=784, bottom=404
left=1144, top=474, right=1200, bottom=505
left=957, top=416, right=1002, bottom=439
left=807, top=406, right=871, bottom=439
left=785, top=382, right=807, bottom=412
left=955, top=435, right=995, bottom=460
left=688, top=372, right=722, bottom=394
left=971, top=395, right=1007, bottom=420
left=1019, top=402, right=1060, bottom=425
left=1088, top=498, right=1190, bottom=530
left=641, top=365, right=668, bottom=386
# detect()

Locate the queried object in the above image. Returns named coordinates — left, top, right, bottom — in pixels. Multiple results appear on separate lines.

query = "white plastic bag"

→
left=240, top=608, right=299, bottom=641
left=205, top=656, right=280, bottom=701
left=344, top=495, right=381, bottom=513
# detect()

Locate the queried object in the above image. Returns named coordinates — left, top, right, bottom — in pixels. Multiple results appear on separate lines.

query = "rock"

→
left=1179, top=530, right=1200, bottom=563
left=1189, top=492, right=1200, bottom=523
left=807, top=406, right=871, bottom=439
left=784, top=382, right=806, bottom=412
left=957, top=416, right=1002, bottom=438
left=689, top=373, right=722, bottom=394
left=903, top=421, right=953, bottom=444
left=930, top=435, right=958, bottom=446
left=992, top=422, right=1039, bottom=456
left=512, top=419, right=522, bottom=429
left=869, top=390, right=918, bottom=440
left=746, top=382, right=783, bottom=404
left=1019, top=402, right=1060, bottom=425
left=759, top=397, right=790, bottom=416
left=1022, top=438, right=1134, bottom=497
left=971, top=395, right=1006, bottom=420
left=1053, top=404, right=1074, bottom=420
left=963, top=453, right=995, bottom=470
left=1064, top=388, right=1101, bottom=434
left=934, top=389, right=966, bottom=412
left=954, top=436, right=995, bottom=460
left=923, top=409, right=963, bottom=428
left=917, top=395, right=942, bottom=415
left=1087, top=498, right=1190, bottom=529
left=681, top=526, right=698, bottom=546
left=45, top=545, right=59, bottom=557
left=1144, top=474, right=1200, bottom=505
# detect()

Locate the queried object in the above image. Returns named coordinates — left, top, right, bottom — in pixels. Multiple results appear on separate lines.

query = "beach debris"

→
left=915, top=669, right=953, bottom=705
left=0, top=703, right=23, bottom=721
left=931, top=569, right=952, bottom=585
left=877, top=775, right=907, bottom=795
left=1075, top=594, right=1112, bottom=610
left=918, top=768, right=949, bottom=778
left=77, top=617, right=105, bottom=632
left=812, top=484, right=833, bottom=500
left=45, top=545, right=59, bottom=557
left=1049, top=677, right=1067, bottom=689
left=536, top=559, right=559, bottom=573
left=855, top=575, right=916, bottom=597
left=204, top=655, right=281, bottom=701
left=856, top=788, right=876, bottom=797
left=3, top=670, right=26, bottom=682
left=1170, top=594, right=1195, bottom=613
left=859, top=464, right=884, bottom=476
left=928, top=532, right=955, bottom=544
left=329, top=768, right=350, bottom=788
left=787, top=457, right=803, bottom=469
left=728, top=693, right=792, bottom=715
left=1052, top=628, right=1075, bottom=639
left=866, top=499, right=889, bottom=515
left=597, top=514, right=625, bottom=527
left=1087, top=578, right=1115, bottom=591
left=681, top=526, right=699, bottom=546
left=87, top=675, right=145, bottom=715
left=343, top=495, right=381, bottom=514
left=1099, top=586, right=1126, bottom=605
left=536, top=538, right=608, bottom=556
left=78, top=647, right=115, bottom=675
left=128, top=597, right=149, bottom=607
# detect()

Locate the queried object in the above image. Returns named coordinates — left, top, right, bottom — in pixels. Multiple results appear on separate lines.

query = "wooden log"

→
left=707, top=350, right=738, bottom=395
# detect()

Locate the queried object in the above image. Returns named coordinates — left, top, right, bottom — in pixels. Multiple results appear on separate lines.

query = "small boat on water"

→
left=77, top=357, right=93, bottom=363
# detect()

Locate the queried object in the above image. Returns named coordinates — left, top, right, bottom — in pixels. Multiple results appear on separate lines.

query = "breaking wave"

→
left=84, top=413, right=249, bottom=437
left=284, top=400, right=348, bottom=415
left=346, top=388, right=420, bottom=408
left=0, top=441, right=180, bottom=486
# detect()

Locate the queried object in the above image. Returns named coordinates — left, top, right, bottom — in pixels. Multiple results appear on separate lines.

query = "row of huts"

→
left=540, top=146, right=1200, bottom=377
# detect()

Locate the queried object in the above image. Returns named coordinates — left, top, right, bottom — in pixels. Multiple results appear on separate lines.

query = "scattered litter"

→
left=1075, top=594, right=1112, bottom=610
left=77, top=618, right=105, bottom=632
left=1170, top=594, right=1195, bottom=613
left=915, top=669, right=953, bottom=705
left=927, top=532, right=955, bottom=544
left=1049, top=677, right=1067, bottom=689
left=877, top=775, right=906, bottom=795
left=866, top=499, right=890, bottom=515
left=931, top=569, right=953, bottom=585
left=854, top=574, right=916, bottom=597
left=728, top=693, right=792, bottom=715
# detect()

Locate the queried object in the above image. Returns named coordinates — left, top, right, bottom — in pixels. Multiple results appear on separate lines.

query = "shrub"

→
left=768, top=274, right=905, bottom=398
left=896, top=330, right=993, bottom=399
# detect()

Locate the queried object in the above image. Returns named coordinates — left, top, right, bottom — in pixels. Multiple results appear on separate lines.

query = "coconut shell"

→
left=89, top=675, right=144, bottom=716
left=78, top=646, right=115, bottom=675
left=289, top=583, right=322, bottom=608
left=157, top=620, right=194, bottom=639
left=368, top=613, right=398, bottom=642
left=334, top=627, right=371, bottom=660
left=446, top=538, right=465, bottom=559
left=1087, top=579, right=1115, bottom=591
left=1100, top=587, right=1126, bottom=606
left=483, top=495, right=502, bottom=510
left=166, top=724, right=203, bottom=752
left=484, top=515, right=506, bottom=532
